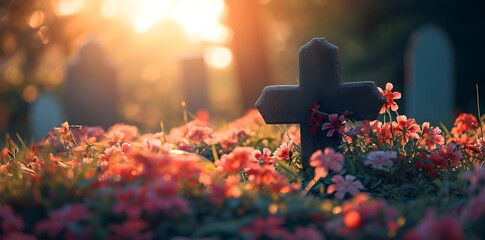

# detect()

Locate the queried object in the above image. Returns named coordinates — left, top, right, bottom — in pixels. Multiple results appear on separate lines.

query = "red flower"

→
left=214, top=147, right=254, bottom=174
left=209, top=176, right=242, bottom=203
left=451, top=113, right=478, bottom=136
left=241, top=216, right=290, bottom=240
left=419, top=122, right=445, bottom=150
left=250, top=148, right=276, bottom=167
left=310, top=148, right=344, bottom=178
left=0, top=205, right=24, bottom=233
left=35, top=204, right=92, bottom=238
left=247, top=165, right=281, bottom=187
left=109, top=219, right=154, bottom=240
left=378, top=82, right=401, bottom=114
left=429, top=142, right=463, bottom=169
left=322, top=114, right=346, bottom=137
left=394, top=115, right=420, bottom=144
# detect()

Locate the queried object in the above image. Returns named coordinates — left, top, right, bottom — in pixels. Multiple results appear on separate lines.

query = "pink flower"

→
left=0, top=206, right=24, bottom=233
left=185, top=125, right=213, bottom=144
left=287, top=225, right=325, bottom=240
left=460, top=165, right=485, bottom=194
left=310, top=148, right=344, bottom=178
left=109, top=219, right=154, bottom=240
left=3, top=232, right=37, bottom=240
left=419, top=122, right=445, bottom=150
left=322, top=114, right=346, bottom=137
left=460, top=190, right=485, bottom=221
left=378, top=82, right=401, bottom=114
left=429, top=142, right=463, bottom=169
left=141, top=136, right=165, bottom=153
left=327, top=175, right=364, bottom=199
left=112, top=187, right=143, bottom=219
left=72, top=126, right=105, bottom=143
left=404, top=210, right=464, bottom=240
left=214, top=147, right=254, bottom=174
left=241, top=216, right=290, bottom=240
left=273, top=141, right=293, bottom=161
left=394, top=115, right=420, bottom=144
left=250, top=148, right=276, bottom=167
left=107, top=124, right=139, bottom=143
left=364, top=150, right=397, bottom=169
left=35, top=204, right=92, bottom=238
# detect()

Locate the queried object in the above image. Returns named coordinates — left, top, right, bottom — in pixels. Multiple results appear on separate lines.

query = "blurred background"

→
left=0, top=0, right=484, bottom=143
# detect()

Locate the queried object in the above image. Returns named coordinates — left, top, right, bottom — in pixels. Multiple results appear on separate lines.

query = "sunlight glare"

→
left=204, top=46, right=233, bottom=69
left=101, top=0, right=119, bottom=18
left=132, top=0, right=171, bottom=33
left=199, top=23, right=232, bottom=44
left=171, top=0, right=226, bottom=39
left=52, top=0, right=84, bottom=16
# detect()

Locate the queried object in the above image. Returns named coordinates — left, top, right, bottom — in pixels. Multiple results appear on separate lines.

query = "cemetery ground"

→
left=1, top=82, right=485, bottom=239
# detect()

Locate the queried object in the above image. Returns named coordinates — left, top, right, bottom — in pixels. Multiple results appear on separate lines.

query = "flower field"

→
left=1, top=83, right=485, bottom=239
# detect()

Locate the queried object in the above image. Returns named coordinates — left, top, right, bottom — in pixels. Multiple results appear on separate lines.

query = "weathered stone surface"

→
left=256, top=37, right=385, bottom=168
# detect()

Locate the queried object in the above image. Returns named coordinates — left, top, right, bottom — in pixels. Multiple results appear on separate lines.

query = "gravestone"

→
left=180, top=55, right=211, bottom=114
left=256, top=38, right=384, bottom=169
left=405, top=25, right=454, bottom=126
left=65, top=39, right=118, bottom=129
left=30, top=91, right=64, bottom=141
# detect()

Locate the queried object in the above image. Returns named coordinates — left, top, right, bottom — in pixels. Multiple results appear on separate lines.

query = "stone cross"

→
left=256, top=37, right=385, bottom=169
left=405, top=25, right=454, bottom=126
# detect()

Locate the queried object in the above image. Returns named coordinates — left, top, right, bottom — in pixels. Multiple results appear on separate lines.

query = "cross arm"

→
left=255, top=86, right=303, bottom=124
left=333, top=82, right=385, bottom=120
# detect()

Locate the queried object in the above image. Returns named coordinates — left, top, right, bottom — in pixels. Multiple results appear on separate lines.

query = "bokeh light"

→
left=23, top=85, right=38, bottom=103
left=52, top=0, right=84, bottom=16
left=28, top=11, right=45, bottom=29
left=204, top=46, right=233, bottom=69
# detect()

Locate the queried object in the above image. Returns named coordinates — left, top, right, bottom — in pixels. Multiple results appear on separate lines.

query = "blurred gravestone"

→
left=405, top=25, right=454, bottom=126
left=30, top=91, right=64, bottom=141
left=65, top=40, right=118, bottom=129
left=256, top=38, right=384, bottom=169
left=180, top=55, right=211, bottom=114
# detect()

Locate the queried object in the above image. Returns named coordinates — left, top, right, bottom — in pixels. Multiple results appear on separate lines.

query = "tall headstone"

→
left=226, top=0, right=272, bottom=110
left=405, top=25, right=454, bottom=126
left=65, top=39, right=118, bottom=129
left=30, top=91, right=64, bottom=141
left=256, top=38, right=384, bottom=169
left=180, top=55, right=211, bottom=114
